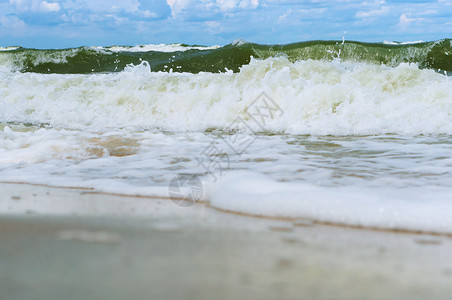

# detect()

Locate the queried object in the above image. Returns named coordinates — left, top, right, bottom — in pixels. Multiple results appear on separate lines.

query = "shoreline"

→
left=2, top=181, right=452, bottom=238
left=1, top=182, right=452, bottom=299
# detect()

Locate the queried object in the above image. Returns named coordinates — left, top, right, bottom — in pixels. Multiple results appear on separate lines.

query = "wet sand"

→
left=0, top=183, right=451, bottom=300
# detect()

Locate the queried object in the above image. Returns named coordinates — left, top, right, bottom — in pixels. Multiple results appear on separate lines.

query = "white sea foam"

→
left=383, top=40, right=425, bottom=45
left=93, top=44, right=220, bottom=52
left=1, top=124, right=452, bottom=232
left=0, top=47, right=19, bottom=51
left=1, top=58, right=451, bottom=135
left=209, top=171, right=452, bottom=233
left=231, top=39, right=248, bottom=46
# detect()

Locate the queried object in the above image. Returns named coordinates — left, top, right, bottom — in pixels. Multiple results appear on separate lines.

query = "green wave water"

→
left=1, top=39, right=451, bottom=74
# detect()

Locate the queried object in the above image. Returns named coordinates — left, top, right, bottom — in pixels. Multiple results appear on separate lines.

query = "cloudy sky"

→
left=0, top=0, right=451, bottom=48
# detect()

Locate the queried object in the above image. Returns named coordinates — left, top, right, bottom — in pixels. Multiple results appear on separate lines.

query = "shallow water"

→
left=1, top=124, right=452, bottom=231
left=1, top=42, right=452, bottom=232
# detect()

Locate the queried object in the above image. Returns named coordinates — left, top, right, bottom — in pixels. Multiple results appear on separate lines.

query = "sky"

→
left=0, top=0, right=451, bottom=48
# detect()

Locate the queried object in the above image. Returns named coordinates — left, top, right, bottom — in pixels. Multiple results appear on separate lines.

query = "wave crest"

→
left=1, top=57, right=451, bottom=135
left=0, top=39, right=451, bottom=74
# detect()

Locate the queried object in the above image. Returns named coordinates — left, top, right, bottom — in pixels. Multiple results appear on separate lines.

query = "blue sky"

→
left=0, top=0, right=451, bottom=48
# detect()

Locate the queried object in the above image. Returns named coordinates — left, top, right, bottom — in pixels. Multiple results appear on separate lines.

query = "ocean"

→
left=1, top=39, right=452, bottom=233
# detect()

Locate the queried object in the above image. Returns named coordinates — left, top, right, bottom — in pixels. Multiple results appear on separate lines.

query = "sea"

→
left=1, top=39, right=452, bottom=233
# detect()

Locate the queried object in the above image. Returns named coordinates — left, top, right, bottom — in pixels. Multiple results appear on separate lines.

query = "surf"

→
left=1, top=57, right=451, bottom=135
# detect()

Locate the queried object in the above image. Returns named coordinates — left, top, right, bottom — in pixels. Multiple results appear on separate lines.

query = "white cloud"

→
left=397, top=13, right=422, bottom=30
left=278, top=8, right=291, bottom=22
left=216, top=0, right=258, bottom=11
left=41, top=1, right=60, bottom=12
left=10, top=0, right=61, bottom=12
left=69, top=0, right=140, bottom=13
left=141, top=10, right=158, bottom=18
left=205, top=20, right=221, bottom=32
left=356, top=6, right=388, bottom=19
left=206, top=20, right=220, bottom=28
left=0, top=14, right=26, bottom=31
left=166, top=0, right=258, bottom=17
left=166, top=0, right=191, bottom=16
left=166, top=0, right=190, bottom=11
left=1, top=0, right=451, bottom=48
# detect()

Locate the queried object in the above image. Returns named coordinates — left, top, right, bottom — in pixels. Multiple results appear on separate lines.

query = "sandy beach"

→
left=1, top=183, right=451, bottom=300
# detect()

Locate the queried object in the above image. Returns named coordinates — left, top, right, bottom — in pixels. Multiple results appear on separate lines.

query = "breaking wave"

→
left=0, top=39, right=451, bottom=74
left=1, top=56, right=451, bottom=135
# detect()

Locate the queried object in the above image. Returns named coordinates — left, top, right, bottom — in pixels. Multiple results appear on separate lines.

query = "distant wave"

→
left=0, top=39, right=451, bottom=74
left=382, top=40, right=425, bottom=45
left=93, top=43, right=220, bottom=53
